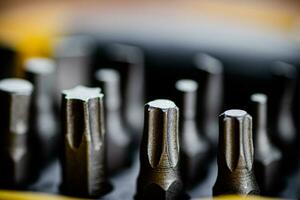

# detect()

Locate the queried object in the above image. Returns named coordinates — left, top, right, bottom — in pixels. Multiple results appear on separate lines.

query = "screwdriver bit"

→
left=250, top=94, right=282, bottom=195
left=106, top=44, right=145, bottom=138
left=136, top=99, right=185, bottom=200
left=0, top=78, right=33, bottom=188
left=95, top=68, right=132, bottom=173
left=61, top=85, right=111, bottom=198
left=194, top=53, right=223, bottom=147
left=175, top=79, right=210, bottom=187
left=270, top=61, right=297, bottom=153
left=24, top=58, right=58, bottom=168
left=213, top=109, right=259, bottom=196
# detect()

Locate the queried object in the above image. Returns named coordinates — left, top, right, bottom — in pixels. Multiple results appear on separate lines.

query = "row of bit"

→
left=0, top=46, right=297, bottom=199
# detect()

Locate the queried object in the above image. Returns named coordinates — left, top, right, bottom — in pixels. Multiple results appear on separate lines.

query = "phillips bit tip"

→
left=61, top=85, right=111, bottom=198
left=213, top=109, right=259, bottom=196
left=0, top=78, right=33, bottom=188
left=250, top=93, right=282, bottom=195
left=136, top=99, right=185, bottom=200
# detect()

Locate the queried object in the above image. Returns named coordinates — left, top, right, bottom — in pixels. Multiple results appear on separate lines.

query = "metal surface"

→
left=25, top=58, right=58, bottom=169
left=0, top=78, right=33, bottom=188
left=250, top=94, right=282, bottom=196
left=175, top=79, right=210, bottom=187
left=194, top=53, right=223, bottom=147
left=135, top=99, right=185, bottom=200
left=61, top=86, right=111, bottom=198
left=213, top=109, right=259, bottom=196
left=95, top=68, right=132, bottom=174
left=106, top=44, right=145, bottom=138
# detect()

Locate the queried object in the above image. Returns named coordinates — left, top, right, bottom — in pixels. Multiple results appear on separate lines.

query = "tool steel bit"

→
left=250, top=94, right=282, bottom=195
left=95, top=68, right=132, bottom=173
left=106, top=44, right=144, bottom=138
left=213, top=109, right=259, bottom=196
left=0, top=78, right=33, bottom=188
left=136, top=99, right=185, bottom=200
left=61, top=86, right=111, bottom=198
left=194, top=53, right=223, bottom=146
left=175, top=79, right=210, bottom=187
left=25, top=58, right=58, bottom=167
left=271, top=61, right=297, bottom=153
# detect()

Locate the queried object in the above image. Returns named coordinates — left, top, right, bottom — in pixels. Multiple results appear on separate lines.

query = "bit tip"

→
left=25, top=58, right=56, bottom=75
left=250, top=94, right=267, bottom=104
left=214, top=109, right=259, bottom=196
left=0, top=78, right=33, bottom=95
left=223, top=109, right=247, bottom=118
left=194, top=53, right=223, bottom=74
left=147, top=99, right=176, bottom=110
left=95, top=68, right=120, bottom=83
left=175, top=79, right=198, bottom=92
left=62, top=85, right=102, bottom=101
left=136, top=99, right=184, bottom=199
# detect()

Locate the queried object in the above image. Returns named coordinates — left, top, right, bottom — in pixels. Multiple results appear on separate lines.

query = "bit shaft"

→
left=106, top=44, right=145, bottom=137
left=25, top=57, right=58, bottom=167
left=194, top=53, right=223, bottom=146
left=95, top=68, right=132, bottom=173
left=250, top=94, right=282, bottom=195
left=0, top=78, right=33, bottom=188
left=61, top=86, right=111, bottom=198
left=136, top=99, right=185, bottom=200
left=213, top=109, right=259, bottom=196
left=175, top=79, right=210, bottom=187
left=271, top=61, right=297, bottom=152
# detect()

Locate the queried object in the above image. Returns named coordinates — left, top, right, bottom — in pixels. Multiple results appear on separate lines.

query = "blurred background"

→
left=0, top=0, right=300, bottom=199
left=0, top=0, right=299, bottom=102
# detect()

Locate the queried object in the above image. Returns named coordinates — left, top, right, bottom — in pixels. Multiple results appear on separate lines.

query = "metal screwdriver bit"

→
left=95, top=68, right=132, bottom=173
left=270, top=61, right=297, bottom=153
left=106, top=44, right=145, bottom=138
left=194, top=53, right=223, bottom=147
left=24, top=58, right=58, bottom=167
left=250, top=94, right=282, bottom=195
left=0, top=78, right=33, bottom=188
left=136, top=99, right=185, bottom=200
left=175, top=79, right=210, bottom=187
left=61, top=86, right=111, bottom=198
left=213, top=109, right=259, bottom=196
